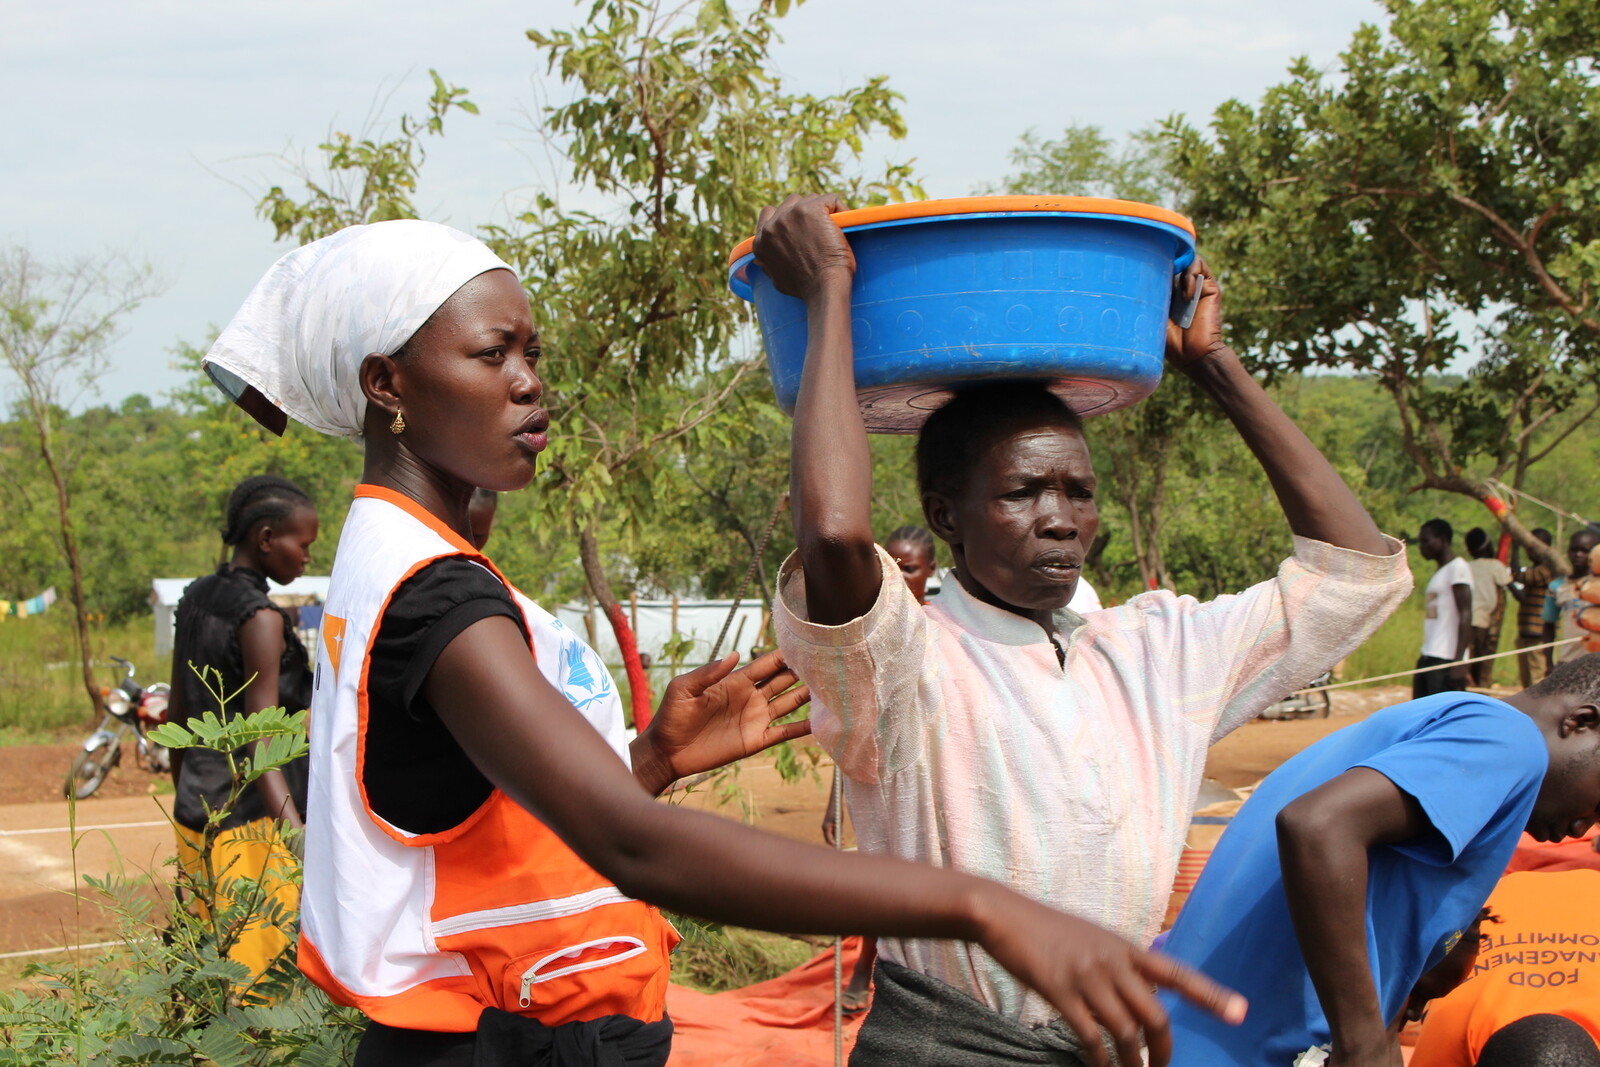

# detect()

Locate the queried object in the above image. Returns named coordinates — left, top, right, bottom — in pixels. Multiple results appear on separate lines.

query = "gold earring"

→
left=389, top=410, right=406, bottom=435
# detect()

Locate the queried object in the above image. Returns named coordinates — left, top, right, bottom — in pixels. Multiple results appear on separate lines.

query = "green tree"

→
left=0, top=249, right=163, bottom=714
left=168, top=342, right=364, bottom=570
left=486, top=0, right=920, bottom=724
left=1165, top=0, right=1600, bottom=575
left=259, top=70, right=479, bottom=245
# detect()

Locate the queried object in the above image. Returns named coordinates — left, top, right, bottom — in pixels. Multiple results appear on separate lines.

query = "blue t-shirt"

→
left=1163, top=693, right=1546, bottom=1066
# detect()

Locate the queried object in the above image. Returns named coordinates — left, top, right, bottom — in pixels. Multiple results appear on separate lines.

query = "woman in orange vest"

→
left=202, top=219, right=1243, bottom=1066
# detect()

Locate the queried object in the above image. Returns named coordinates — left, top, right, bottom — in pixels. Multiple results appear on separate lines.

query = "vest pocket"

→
left=432, top=896, right=676, bottom=1023
left=510, top=936, right=648, bottom=1008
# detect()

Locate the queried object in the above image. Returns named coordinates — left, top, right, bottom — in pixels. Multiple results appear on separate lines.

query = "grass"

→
left=0, top=928, right=814, bottom=1000
left=0, top=612, right=160, bottom=743
left=668, top=925, right=820, bottom=994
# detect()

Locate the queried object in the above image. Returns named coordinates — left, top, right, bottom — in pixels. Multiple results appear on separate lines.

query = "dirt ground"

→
left=0, top=683, right=1516, bottom=970
left=0, top=741, right=174, bottom=808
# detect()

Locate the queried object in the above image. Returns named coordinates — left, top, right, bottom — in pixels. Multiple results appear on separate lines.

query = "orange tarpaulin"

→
left=668, top=938, right=1419, bottom=1063
left=1505, top=825, right=1600, bottom=874
left=667, top=937, right=869, bottom=1065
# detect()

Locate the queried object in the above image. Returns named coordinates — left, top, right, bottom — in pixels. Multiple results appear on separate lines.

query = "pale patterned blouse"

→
left=776, top=536, right=1413, bottom=1026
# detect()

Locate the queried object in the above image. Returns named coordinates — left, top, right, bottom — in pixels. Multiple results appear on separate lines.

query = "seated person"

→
left=1411, top=869, right=1600, bottom=1067
left=1163, top=656, right=1600, bottom=1066
left=760, top=193, right=1411, bottom=1065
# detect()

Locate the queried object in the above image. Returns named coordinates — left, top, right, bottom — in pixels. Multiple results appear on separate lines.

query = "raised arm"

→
left=1169, top=262, right=1390, bottom=556
left=755, top=194, right=879, bottom=626
left=429, top=615, right=1247, bottom=1067
left=1276, top=767, right=1433, bottom=1066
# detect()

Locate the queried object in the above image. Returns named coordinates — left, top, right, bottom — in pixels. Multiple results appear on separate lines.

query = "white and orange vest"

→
left=299, top=485, right=678, bottom=1032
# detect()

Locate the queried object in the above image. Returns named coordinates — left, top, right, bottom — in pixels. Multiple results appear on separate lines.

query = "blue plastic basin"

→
left=728, top=204, right=1196, bottom=433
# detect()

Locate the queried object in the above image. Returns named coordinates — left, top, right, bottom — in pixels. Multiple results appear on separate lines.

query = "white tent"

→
left=150, top=575, right=332, bottom=659
left=555, top=598, right=771, bottom=693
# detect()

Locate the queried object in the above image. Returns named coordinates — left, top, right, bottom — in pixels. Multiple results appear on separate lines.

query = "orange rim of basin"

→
left=726, top=195, right=1196, bottom=268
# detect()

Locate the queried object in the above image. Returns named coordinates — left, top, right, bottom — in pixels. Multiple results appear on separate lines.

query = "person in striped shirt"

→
left=1512, top=528, right=1555, bottom=687
left=758, top=193, right=1413, bottom=1066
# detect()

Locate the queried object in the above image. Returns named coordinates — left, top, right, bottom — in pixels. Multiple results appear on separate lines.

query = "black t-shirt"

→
left=363, top=556, right=528, bottom=835
left=172, top=565, right=311, bottom=832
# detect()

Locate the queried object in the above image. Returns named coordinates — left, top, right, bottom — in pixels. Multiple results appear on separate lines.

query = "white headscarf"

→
left=203, top=219, right=514, bottom=439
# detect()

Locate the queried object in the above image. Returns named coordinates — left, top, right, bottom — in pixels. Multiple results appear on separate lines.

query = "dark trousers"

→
left=851, top=961, right=1095, bottom=1065
left=1413, top=655, right=1467, bottom=699
left=356, top=1011, right=672, bottom=1067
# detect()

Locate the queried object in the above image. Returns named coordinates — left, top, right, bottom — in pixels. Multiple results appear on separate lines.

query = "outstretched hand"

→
left=635, top=650, right=811, bottom=793
left=1164, top=256, right=1231, bottom=371
left=979, top=892, right=1247, bottom=1067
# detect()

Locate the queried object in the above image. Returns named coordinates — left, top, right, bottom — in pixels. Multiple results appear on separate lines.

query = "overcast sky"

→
left=3, top=0, right=1384, bottom=407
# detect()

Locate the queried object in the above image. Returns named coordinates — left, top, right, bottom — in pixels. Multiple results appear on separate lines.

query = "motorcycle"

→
left=64, top=656, right=172, bottom=799
left=1259, top=670, right=1334, bottom=721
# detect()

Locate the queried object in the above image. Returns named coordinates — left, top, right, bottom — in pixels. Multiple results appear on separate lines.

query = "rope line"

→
left=0, top=819, right=166, bottom=838
left=1290, top=636, right=1582, bottom=695
left=832, top=764, right=844, bottom=1067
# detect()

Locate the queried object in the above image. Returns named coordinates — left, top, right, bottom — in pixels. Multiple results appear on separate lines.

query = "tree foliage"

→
left=0, top=249, right=164, bottom=715
left=483, top=0, right=921, bottom=720
left=258, top=70, right=479, bottom=245
left=1165, top=0, right=1600, bottom=572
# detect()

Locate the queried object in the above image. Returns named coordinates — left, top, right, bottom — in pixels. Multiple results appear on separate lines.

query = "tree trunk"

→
left=35, top=419, right=98, bottom=717
left=1121, top=491, right=1157, bottom=591
left=1148, top=444, right=1174, bottom=591
left=577, top=522, right=652, bottom=731
left=1431, top=475, right=1570, bottom=577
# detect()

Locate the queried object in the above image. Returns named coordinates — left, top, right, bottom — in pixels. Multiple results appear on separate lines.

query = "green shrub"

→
left=0, top=681, right=362, bottom=1062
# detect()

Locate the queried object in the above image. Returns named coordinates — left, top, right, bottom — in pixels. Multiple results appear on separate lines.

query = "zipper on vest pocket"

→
left=516, top=936, right=648, bottom=1007
left=431, top=886, right=633, bottom=939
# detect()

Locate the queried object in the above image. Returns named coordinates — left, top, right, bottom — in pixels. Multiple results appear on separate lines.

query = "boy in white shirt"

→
left=1417, top=518, right=1474, bottom=697
left=1464, top=527, right=1513, bottom=686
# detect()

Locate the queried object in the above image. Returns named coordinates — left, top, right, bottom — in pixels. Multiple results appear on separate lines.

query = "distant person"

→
left=880, top=524, right=936, bottom=604
left=821, top=524, right=936, bottom=1014
left=1417, top=518, right=1474, bottom=697
left=1465, top=527, right=1513, bottom=687
left=466, top=487, right=498, bottom=550
left=1411, top=869, right=1600, bottom=1067
left=1514, top=528, right=1556, bottom=687
left=1163, top=655, right=1600, bottom=1066
left=167, top=474, right=317, bottom=979
left=1545, top=528, right=1600, bottom=668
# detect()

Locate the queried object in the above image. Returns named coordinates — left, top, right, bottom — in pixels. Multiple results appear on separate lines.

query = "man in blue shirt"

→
left=1164, top=654, right=1600, bottom=1067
